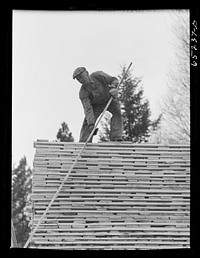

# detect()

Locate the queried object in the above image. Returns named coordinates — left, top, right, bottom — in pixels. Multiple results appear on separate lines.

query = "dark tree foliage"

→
left=12, top=156, right=32, bottom=247
left=56, top=122, right=74, bottom=142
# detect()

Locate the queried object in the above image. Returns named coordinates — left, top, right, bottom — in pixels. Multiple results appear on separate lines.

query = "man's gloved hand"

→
left=109, top=88, right=118, bottom=99
left=88, top=124, right=98, bottom=136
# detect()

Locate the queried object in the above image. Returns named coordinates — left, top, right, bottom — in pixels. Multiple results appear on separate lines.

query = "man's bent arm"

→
left=81, top=97, right=95, bottom=126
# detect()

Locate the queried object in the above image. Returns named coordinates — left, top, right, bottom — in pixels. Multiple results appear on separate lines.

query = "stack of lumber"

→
left=29, top=140, right=190, bottom=250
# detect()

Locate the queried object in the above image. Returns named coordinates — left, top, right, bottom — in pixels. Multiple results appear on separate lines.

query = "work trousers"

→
left=79, top=99, right=122, bottom=142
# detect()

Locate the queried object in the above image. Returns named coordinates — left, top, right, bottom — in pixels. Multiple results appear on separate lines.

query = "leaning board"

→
left=29, top=140, right=190, bottom=250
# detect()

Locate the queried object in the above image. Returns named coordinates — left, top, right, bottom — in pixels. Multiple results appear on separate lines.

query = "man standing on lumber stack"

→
left=73, top=67, right=123, bottom=142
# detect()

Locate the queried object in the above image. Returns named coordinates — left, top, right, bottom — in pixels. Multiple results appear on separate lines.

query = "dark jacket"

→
left=79, top=71, right=118, bottom=125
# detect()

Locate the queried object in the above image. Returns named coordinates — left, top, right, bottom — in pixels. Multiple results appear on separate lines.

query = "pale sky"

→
left=12, top=10, right=184, bottom=168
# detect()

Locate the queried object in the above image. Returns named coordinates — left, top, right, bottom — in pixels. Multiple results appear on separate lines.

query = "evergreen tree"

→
left=56, top=122, right=74, bottom=142
left=12, top=156, right=32, bottom=247
left=99, top=65, right=162, bottom=142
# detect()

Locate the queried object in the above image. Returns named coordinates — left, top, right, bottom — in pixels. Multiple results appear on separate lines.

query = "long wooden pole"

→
left=24, top=62, right=132, bottom=248
left=11, top=220, right=18, bottom=247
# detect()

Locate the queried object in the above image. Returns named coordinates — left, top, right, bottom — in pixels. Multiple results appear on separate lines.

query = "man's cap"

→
left=73, top=67, right=86, bottom=79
